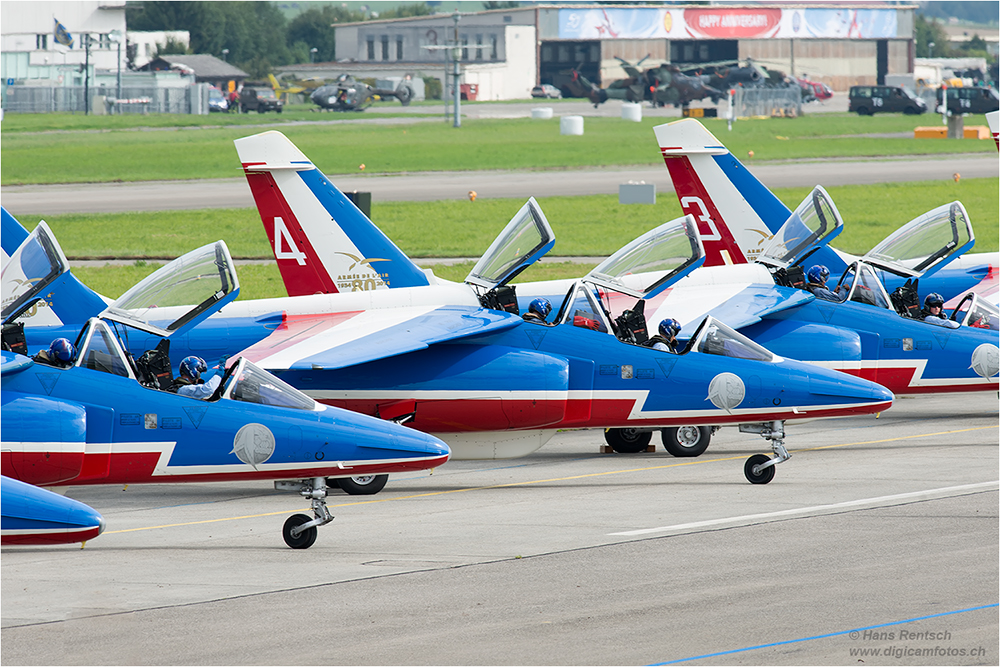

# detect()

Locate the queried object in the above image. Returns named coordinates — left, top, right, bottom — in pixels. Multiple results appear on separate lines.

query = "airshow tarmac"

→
left=2, top=97, right=999, bottom=665
left=2, top=392, right=998, bottom=665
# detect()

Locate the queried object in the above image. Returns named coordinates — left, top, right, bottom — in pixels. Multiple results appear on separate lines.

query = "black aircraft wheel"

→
left=744, top=454, right=775, bottom=485
left=661, top=426, right=711, bottom=457
left=283, top=513, right=318, bottom=549
left=334, top=474, right=389, bottom=495
left=604, top=428, right=652, bottom=453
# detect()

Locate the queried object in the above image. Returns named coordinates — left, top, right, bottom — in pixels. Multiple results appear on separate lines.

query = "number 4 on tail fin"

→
left=235, top=131, right=431, bottom=296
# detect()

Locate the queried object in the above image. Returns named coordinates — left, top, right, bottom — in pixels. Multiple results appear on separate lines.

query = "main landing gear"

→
left=274, top=477, right=335, bottom=549
left=738, top=420, right=791, bottom=484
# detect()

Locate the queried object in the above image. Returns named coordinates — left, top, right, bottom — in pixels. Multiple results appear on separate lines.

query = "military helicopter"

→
left=567, top=57, right=726, bottom=109
left=310, top=73, right=415, bottom=111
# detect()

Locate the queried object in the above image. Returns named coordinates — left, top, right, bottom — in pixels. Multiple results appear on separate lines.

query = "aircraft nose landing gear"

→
left=738, top=420, right=791, bottom=484
left=274, top=477, right=335, bottom=549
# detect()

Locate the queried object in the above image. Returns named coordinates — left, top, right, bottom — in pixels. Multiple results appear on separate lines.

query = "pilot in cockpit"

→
left=921, top=293, right=960, bottom=329
left=33, top=338, right=76, bottom=369
left=168, top=355, right=222, bottom=399
left=805, top=265, right=843, bottom=302
left=523, top=298, right=555, bottom=326
left=643, top=318, right=681, bottom=353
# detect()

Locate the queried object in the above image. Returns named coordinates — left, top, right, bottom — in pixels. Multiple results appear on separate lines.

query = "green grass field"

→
left=47, top=176, right=997, bottom=301
left=2, top=112, right=995, bottom=185
left=6, top=108, right=997, bottom=301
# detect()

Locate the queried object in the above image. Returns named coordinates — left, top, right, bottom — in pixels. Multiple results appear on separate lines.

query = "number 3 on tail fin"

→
left=680, top=196, right=721, bottom=241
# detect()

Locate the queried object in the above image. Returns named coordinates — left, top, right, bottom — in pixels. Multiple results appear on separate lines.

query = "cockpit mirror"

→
left=757, top=186, right=843, bottom=270
left=465, top=198, right=555, bottom=291
left=100, top=241, right=239, bottom=338
left=863, top=201, right=974, bottom=279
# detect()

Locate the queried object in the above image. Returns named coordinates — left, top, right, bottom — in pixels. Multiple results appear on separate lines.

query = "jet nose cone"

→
left=401, top=430, right=452, bottom=460
left=96, top=514, right=107, bottom=536
left=808, top=371, right=893, bottom=404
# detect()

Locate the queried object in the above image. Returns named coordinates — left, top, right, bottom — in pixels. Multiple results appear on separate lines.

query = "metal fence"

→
left=733, top=86, right=802, bottom=118
left=2, top=84, right=210, bottom=115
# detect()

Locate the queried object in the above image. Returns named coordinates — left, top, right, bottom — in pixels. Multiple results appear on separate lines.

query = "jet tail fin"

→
left=2, top=208, right=108, bottom=327
left=654, top=119, right=793, bottom=267
left=234, top=131, right=431, bottom=297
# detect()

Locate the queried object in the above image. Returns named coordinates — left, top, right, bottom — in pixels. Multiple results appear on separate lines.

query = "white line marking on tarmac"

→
left=609, top=481, right=999, bottom=536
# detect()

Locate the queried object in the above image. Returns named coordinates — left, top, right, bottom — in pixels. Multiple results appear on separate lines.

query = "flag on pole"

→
left=54, top=19, right=74, bottom=48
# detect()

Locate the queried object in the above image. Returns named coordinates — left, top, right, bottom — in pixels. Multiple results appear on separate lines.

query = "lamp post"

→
left=109, top=30, right=123, bottom=102
left=452, top=10, right=461, bottom=128
left=928, top=41, right=935, bottom=59
left=310, top=47, right=318, bottom=63
left=222, top=48, right=229, bottom=62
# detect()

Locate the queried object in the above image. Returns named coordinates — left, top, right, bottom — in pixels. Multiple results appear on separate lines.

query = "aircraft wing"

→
left=645, top=264, right=815, bottom=333
left=237, top=304, right=522, bottom=371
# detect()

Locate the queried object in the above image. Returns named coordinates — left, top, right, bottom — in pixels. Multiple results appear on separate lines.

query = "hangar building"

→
left=278, top=3, right=917, bottom=101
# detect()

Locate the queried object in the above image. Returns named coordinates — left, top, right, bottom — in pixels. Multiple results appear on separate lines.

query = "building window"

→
left=381, top=35, right=389, bottom=60
left=461, top=37, right=468, bottom=61
left=36, top=34, right=48, bottom=49
left=396, top=37, right=403, bottom=60
left=475, top=34, right=483, bottom=60
left=490, top=35, right=498, bottom=60
left=367, top=37, right=375, bottom=60
left=99, top=33, right=111, bottom=49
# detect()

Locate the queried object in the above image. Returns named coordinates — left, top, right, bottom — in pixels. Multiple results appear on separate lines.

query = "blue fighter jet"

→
left=2, top=225, right=450, bottom=548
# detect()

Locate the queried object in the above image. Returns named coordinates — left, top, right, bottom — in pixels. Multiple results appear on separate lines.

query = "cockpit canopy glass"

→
left=465, top=198, right=555, bottom=290
left=835, top=262, right=891, bottom=309
left=689, top=317, right=776, bottom=362
left=101, top=241, right=239, bottom=338
left=223, top=358, right=317, bottom=410
left=586, top=215, right=703, bottom=299
left=1, top=221, right=68, bottom=323
left=864, top=201, right=974, bottom=278
left=757, top=186, right=843, bottom=269
left=556, top=281, right=610, bottom=333
left=951, top=293, right=999, bottom=331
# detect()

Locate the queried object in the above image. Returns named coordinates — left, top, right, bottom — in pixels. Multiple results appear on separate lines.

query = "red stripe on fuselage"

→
left=319, top=397, right=890, bottom=432
left=243, top=169, right=339, bottom=296
left=661, top=154, right=747, bottom=267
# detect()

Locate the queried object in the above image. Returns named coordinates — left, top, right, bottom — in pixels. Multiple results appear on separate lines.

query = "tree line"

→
left=125, top=1, right=441, bottom=78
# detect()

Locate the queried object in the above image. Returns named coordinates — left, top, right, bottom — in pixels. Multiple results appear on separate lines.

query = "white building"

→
left=1, top=0, right=126, bottom=87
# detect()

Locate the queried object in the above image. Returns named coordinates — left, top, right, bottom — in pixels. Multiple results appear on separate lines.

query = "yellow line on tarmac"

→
left=106, top=424, right=997, bottom=535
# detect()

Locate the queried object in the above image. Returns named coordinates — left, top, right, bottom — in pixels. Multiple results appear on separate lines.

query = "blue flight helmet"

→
left=179, top=356, right=208, bottom=381
left=807, top=265, right=830, bottom=286
left=529, top=298, right=552, bottom=319
left=924, top=293, right=945, bottom=309
left=658, top=318, right=681, bottom=339
left=49, top=338, right=76, bottom=363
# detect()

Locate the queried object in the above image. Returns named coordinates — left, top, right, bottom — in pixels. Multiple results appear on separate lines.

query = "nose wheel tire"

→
left=283, top=513, right=319, bottom=549
left=744, top=454, right=776, bottom=485
left=604, top=428, right=652, bottom=453
left=661, top=426, right=711, bottom=457
left=333, top=474, right=389, bottom=495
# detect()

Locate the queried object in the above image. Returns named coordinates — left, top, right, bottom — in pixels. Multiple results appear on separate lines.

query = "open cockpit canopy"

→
left=757, top=186, right=843, bottom=270
left=100, top=241, right=239, bottom=338
left=1, top=221, right=68, bottom=324
left=585, top=214, right=703, bottom=299
left=863, top=201, right=974, bottom=279
left=465, top=198, right=555, bottom=291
